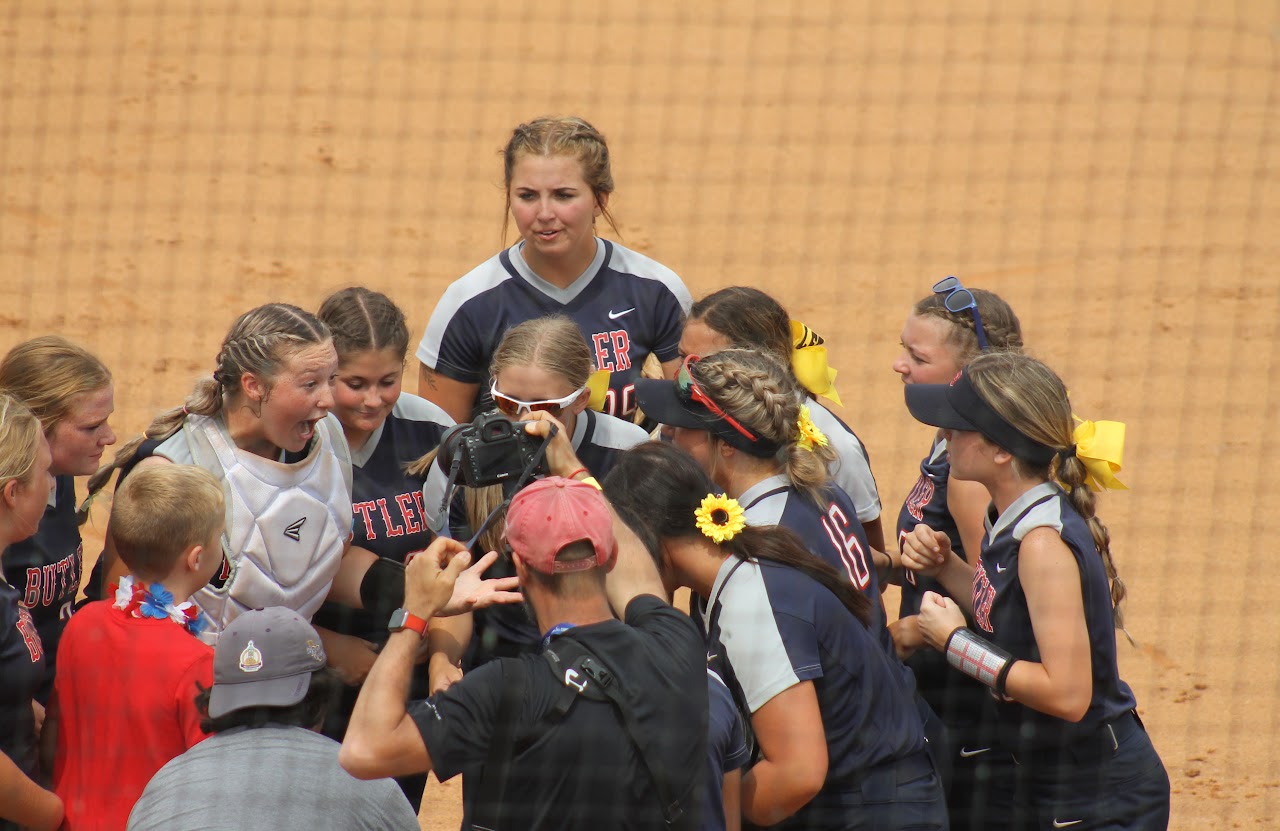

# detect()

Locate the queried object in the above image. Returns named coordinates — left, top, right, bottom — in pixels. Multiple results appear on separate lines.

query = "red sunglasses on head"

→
left=676, top=355, right=759, bottom=443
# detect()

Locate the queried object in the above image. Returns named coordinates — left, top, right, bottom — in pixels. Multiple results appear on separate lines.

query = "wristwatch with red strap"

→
left=387, top=608, right=429, bottom=638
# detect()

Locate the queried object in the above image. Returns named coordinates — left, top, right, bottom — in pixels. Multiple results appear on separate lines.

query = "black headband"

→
left=905, top=367, right=1058, bottom=466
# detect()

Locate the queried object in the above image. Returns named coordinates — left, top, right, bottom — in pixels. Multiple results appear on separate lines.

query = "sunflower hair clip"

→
left=796, top=405, right=828, bottom=451
left=695, top=493, right=746, bottom=544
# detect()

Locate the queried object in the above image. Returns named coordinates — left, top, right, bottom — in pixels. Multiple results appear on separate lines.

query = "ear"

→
left=240, top=372, right=266, bottom=403
left=1, top=479, right=20, bottom=511
left=568, top=387, right=591, bottom=416
left=990, top=445, right=1015, bottom=467
left=510, top=551, right=529, bottom=583
left=184, top=543, right=204, bottom=573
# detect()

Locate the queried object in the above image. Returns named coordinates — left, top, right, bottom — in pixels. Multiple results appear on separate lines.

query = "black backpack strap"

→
left=544, top=639, right=688, bottom=828
left=469, top=659, right=528, bottom=831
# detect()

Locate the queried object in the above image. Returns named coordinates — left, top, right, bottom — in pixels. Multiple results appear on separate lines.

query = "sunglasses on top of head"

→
left=933, top=276, right=990, bottom=351
left=489, top=383, right=585, bottom=417
left=676, top=355, right=759, bottom=443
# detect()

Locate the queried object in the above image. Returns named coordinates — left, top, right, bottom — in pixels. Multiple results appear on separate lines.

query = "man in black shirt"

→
left=340, top=476, right=708, bottom=831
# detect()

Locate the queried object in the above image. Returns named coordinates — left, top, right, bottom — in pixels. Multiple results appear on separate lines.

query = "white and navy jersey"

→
left=348, top=394, right=453, bottom=564
left=807, top=398, right=881, bottom=523
left=2, top=475, right=81, bottom=701
left=895, top=437, right=989, bottom=727
left=416, top=239, right=692, bottom=419
left=0, top=581, right=45, bottom=788
left=974, top=482, right=1138, bottom=752
left=701, top=557, right=925, bottom=818
left=739, top=475, right=885, bottom=635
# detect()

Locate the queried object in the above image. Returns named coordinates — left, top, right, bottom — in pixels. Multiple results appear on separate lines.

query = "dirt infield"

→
left=2, top=2, right=1276, bottom=828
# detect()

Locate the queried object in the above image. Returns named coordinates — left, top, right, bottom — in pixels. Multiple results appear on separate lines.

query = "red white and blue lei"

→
left=111, top=574, right=209, bottom=638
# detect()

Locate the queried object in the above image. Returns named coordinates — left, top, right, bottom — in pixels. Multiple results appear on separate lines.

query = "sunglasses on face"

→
left=933, top=276, right=990, bottom=351
left=676, top=355, right=759, bottom=443
left=489, top=383, right=585, bottom=417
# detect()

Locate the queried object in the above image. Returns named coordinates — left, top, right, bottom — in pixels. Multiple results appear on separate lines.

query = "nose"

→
left=101, top=424, right=117, bottom=447
left=536, top=197, right=555, bottom=221
left=364, top=387, right=382, bottom=409
left=317, top=382, right=335, bottom=412
left=892, top=352, right=910, bottom=378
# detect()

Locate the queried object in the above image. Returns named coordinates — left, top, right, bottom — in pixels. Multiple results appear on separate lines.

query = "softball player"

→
left=889, top=279, right=1025, bottom=829
left=0, top=394, right=62, bottom=831
left=0, top=336, right=116, bottom=703
left=311, top=288, right=454, bottom=809
left=84, top=303, right=357, bottom=646
left=903, top=352, right=1169, bottom=831
left=419, top=315, right=650, bottom=691
left=602, top=442, right=946, bottom=831
left=677, top=286, right=887, bottom=552
left=416, top=116, right=692, bottom=424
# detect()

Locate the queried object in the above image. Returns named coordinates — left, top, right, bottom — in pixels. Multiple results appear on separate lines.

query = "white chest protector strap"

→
left=182, top=414, right=353, bottom=644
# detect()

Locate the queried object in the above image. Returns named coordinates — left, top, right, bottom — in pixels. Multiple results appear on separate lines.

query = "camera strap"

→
left=435, top=455, right=465, bottom=539
left=462, top=423, right=557, bottom=551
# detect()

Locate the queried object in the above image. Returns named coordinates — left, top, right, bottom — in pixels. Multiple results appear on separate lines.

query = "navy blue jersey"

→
left=312, top=395, right=453, bottom=644
left=896, top=438, right=989, bottom=726
left=807, top=398, right=881, bottom=523
left=0, top=583, right=44, bottom=786
left=702, top=557, right=924, bottom=828
left=416, top=239, right=692, bottom=419
left=3, top=475, right=81, bottom=702
left=702, top=669, right=749, bottom=831
left=739, top=475, right=886, bottom=636
left=348, top=394, right=453, bottom=563
left=974, top=482, right=1137, bottom=752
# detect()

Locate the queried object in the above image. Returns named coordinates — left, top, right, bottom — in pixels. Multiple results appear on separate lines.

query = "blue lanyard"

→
left=541, top=622, right=576, bottom=651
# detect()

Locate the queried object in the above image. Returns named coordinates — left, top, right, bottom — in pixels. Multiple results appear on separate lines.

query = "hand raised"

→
left=899, top=524, right=954, bottom=578
left=916, top=590, right=967, bottom=651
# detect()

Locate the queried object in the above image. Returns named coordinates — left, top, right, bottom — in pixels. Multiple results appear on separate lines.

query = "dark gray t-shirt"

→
left=126, top=725, right=418, bottom=831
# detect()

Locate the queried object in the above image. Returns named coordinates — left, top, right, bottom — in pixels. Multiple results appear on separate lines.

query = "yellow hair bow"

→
left=790, top=320, right=843, bottom=407
left=1071, top=416, right=1128, bottom=492
left=586, top=369, right=611, bottom=412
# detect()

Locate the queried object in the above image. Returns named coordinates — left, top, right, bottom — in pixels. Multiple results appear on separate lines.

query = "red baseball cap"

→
left=505, top=477, right=617, bottom=574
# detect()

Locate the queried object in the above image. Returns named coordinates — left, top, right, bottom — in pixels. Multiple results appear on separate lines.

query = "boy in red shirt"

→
left=48, top=464, right=224, bottom=829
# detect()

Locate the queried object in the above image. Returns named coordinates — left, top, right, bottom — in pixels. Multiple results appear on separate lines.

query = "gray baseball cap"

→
left=207, top=607, right=328, bottom=718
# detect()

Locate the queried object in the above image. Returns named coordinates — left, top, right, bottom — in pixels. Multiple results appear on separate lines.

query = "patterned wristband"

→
left=945, top=627, right=1015, bottom=696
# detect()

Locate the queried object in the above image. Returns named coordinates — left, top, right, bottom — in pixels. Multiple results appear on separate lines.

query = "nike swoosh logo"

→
left=608, top=308, right=635, bottom=320
left=958, top=747, right=990, bottom=757
left=1052, top=820, right=1083, bottom=828
left=995, top=563, right=1008, bottom=573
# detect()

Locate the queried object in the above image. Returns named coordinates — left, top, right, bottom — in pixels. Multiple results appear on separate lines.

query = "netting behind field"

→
left=1, top=2, right=1277, bottom=828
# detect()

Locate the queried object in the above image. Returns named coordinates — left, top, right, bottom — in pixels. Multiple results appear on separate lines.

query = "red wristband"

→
left=566, top=467, right=589, bottom=480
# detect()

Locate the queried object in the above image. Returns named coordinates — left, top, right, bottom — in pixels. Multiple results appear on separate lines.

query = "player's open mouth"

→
left=298, top=419, right=320, bottom=442
left=536, top=229, right=560, bottom=240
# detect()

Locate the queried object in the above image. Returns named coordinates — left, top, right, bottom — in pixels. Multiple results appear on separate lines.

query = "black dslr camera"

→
left=436, top=411, right=549, bottom=488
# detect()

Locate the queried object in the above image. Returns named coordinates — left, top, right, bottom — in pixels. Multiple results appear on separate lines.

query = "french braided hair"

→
left=965, top=351, right=1129, bottom=632
left=317, top=287, right=410, bottom=362
left=691, top=349, right=836, bottom=506
left=84, top=304, right=331, bottom=505
left=913, top=287, right=1024, bottom=362
left=603, top=442, right=870, bottom=626
left=501, top=116, right=620, bottom=243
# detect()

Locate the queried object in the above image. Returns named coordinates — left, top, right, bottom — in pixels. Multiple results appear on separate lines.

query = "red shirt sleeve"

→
left=173, top=649, right=214, bottom=748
